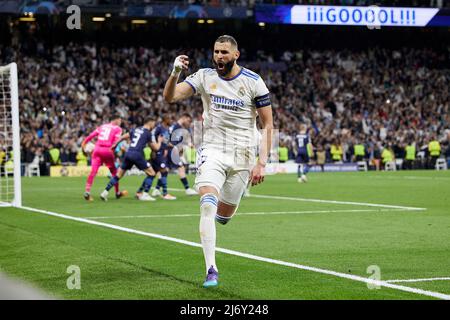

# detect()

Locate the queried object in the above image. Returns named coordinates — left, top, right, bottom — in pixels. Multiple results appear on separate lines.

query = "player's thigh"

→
left=217, top=201, right=237, bottom=217
left=150, top=156, right=167, bottom=173
left=90, top=150, right=103, bottom=169
left=103, top=152, right=117, bottom=173
left=219, top=169, right=249, bottom=208
left=143, top=167, right=155, bottom=176
left=120, top=155, right=134, bottom=171
left=296, top=153, right=309, bottom=164
left=136, top=157, right=155, bottom=175
left=160, top=157, right=169, bottom=172
left=194, top=151, right=227, bottom=195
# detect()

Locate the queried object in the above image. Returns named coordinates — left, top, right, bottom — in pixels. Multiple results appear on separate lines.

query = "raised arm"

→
left=163, top=55, right=195, bottom=103
left=149, top=134, right=164, bottom=152
left=81, top=129, right=99, bottom=149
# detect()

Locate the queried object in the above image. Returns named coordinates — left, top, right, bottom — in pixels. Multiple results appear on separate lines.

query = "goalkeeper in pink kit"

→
left=81, top=114, right=128, bottom=201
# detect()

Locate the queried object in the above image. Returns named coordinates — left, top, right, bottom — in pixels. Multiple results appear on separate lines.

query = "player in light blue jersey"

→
left=163, top=35, right=273, bottom=288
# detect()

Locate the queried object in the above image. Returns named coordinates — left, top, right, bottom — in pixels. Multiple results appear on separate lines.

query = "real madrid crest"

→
left=238, top=86, right=245, bottom=97
left=210, top=83, right=217, bottom=91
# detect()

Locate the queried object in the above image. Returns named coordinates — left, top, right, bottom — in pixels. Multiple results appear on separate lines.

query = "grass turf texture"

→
left=0, top=170, right=449, bottom=299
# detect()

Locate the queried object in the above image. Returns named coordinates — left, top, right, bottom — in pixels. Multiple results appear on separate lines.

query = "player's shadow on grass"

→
left=103, top=255, right=248, bottom=299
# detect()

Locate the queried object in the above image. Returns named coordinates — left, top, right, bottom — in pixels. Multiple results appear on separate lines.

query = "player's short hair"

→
left=144, top=116, right=156, bottom=124
left=180, top=113, right=192, bottom=119
left=111, top=113, right=122, bottom=120
left=215, top=35, right=238, bottom=50
left=161, top=114, right=172, bottom=124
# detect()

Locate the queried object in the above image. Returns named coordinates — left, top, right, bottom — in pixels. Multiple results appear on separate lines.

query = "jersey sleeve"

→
left=253, top=77, right=271, bottom=109
left=146, top=130, right=154, bottom=144
left=183, top=69, right=204, bottom=95
left=83, top=128, right=99, bottom=144
left=150, top=128, right=158, bottom=144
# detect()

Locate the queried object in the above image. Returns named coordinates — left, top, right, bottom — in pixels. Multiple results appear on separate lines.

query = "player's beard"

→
left=213, top=58, right=235, bottom=77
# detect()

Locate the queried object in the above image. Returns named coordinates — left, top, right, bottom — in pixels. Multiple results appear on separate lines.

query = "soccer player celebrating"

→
left=294, top=124, right=312, bottom=183
left=81, top=114, right=127, bottom=201
left=163, top=35, right=273, bottom=288
left=100, top=117, right=159, bottom=202
left=152, top=113, right=197, bottom=197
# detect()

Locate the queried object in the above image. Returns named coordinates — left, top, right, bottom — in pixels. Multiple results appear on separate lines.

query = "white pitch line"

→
left=386, top=277, right=450, bottom=283
left=86, top=213, right=198, bottom=219
left=248, top=194, right=426, bottom=211
left=371, top=176, right=450, bottom=181
left=84, top=208, right=416, bottom=220
left=23, top=186, right=427, bottom=211
left=15, top=205, right=450, bottom=300
left=169, top=188, right=426, bottom=211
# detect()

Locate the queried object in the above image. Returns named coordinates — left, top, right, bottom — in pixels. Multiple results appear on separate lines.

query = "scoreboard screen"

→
left=256, top=5, right=450, bottom=27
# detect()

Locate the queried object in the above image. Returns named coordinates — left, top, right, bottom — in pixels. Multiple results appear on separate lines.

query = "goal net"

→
left=0, top=63, right=21, bottom=207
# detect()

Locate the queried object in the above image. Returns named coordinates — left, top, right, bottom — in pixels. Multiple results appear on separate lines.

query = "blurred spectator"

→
left=315, top=144, right=326, bottom=172
left=381, top=144, right=395, bottom=169
left=278, top=141, right=289, bottom=163
left=404, top=140, right=416, bottom=170
left=330, top=139, right=343, bottom=163
left=427, top=134, right=441, bottom=169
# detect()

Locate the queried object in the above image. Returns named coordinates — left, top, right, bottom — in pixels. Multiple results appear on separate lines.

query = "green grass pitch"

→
left=0, top=170, right=449, bottom=299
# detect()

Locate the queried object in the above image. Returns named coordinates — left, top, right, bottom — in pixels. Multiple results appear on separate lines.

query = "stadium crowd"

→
left=0, top=40, right=449, bottom=174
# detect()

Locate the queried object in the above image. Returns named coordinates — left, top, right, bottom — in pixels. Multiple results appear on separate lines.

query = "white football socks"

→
left=199, top=193, right=218, bottom=273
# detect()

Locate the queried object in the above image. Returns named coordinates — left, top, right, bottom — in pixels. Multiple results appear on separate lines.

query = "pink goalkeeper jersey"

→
left=84, top=123, right=122, bottom=149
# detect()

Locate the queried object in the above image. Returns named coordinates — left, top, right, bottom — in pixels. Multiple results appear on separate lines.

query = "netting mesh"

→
left=0, top=66, right=15, bottom=205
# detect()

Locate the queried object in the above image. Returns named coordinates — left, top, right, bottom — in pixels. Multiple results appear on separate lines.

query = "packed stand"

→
left=0, top=42, right=449, bottom=174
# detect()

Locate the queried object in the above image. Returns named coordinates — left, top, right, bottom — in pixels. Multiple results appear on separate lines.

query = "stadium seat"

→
left=395, top=159, right=403, bottom=170
left=26, top=164, right=40, bottom=177
left=357, top=161, right=367, bottom=172
left=384, top=161, right=396, bottom=171
left=435, top=158, right=447, bottom=170
left=126, top=166, right=145, bottom=176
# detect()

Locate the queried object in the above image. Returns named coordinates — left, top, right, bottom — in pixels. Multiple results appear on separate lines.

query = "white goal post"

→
left=0, top=62, right=21, bottom=207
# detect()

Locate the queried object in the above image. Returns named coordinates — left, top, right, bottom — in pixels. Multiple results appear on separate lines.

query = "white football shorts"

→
left=194, top=145, right=255, bottom=206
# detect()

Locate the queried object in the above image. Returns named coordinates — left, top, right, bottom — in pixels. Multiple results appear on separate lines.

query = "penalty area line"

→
left=167, top=188, right=426, bottom=211
left=248, top=194, right=426, bottom=211
left=84, top=208, right=418, bottom=220
left=385, top=277, right=450, bottom=283
left=17, top=205, right=449, bottom=300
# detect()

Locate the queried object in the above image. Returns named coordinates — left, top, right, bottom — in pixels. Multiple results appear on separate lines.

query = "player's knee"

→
left=200, top=193, right=218, bottom=216
left=199, top=186, right=219, bottom=197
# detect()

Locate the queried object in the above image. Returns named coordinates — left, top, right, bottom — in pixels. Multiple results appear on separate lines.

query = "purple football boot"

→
left=203, top=266, right=219, bottom=288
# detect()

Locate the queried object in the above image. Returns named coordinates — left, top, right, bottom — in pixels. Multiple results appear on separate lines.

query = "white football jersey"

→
left=184, top=67, right=270, bottom=149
